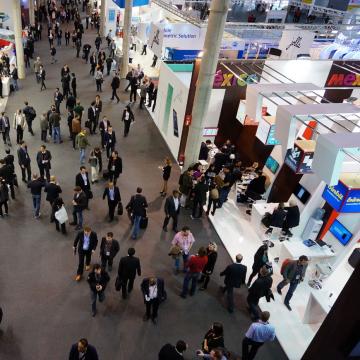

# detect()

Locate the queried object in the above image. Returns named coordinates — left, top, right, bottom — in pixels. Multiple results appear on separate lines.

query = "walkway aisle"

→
left=0, top=14, right=287, bottom=360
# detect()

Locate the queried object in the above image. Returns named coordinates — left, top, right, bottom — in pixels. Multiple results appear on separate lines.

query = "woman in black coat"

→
left=199, top=242, right=218, bottom=290
left=160, top=157, right=172, bottom=197
left=202, top=322, right=225, bottom=354
left=122, top=105, right=134, bottom=137
left=247, top=244, right=268, bottom=287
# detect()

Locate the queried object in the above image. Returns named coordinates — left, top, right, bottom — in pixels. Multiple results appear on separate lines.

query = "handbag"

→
left=87, top=190, right=93, bottom=199
left=168, top=244, right=182, bottom=257
left=117, top=202, right=123, bottom=215
left=115, top=276, right=122, bottom=291
left=140, top=216, right=148, bottom=229
left=54, top=205, right=68, bottom=224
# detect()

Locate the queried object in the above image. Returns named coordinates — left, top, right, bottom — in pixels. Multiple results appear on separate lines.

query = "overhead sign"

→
left=325, top=61, right=360, bottom=87
left=285, top=142, right=314, bottom=174
left=108, top=9, right=116, bottom=22
left=213, top=70, right=258, bottom=88
left=112, top=0, right=149, bottom=7
left=278, top=30, right=315, bottom=60
left=148, top=23, right=163, bottom=58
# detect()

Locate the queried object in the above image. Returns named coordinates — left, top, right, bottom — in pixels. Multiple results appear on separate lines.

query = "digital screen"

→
left=293, top=184, right=311, bottom=204
left=173, top=109, right=178, bottom=137
left=202, top=128, right=218, bottom=137
left=265, top=156, right=279, bottom=174
left=329, top=220, right=353, bottom=246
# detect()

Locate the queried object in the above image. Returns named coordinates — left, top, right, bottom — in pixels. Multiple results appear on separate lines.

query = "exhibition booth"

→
left=152, top=58, right=360, bottom=359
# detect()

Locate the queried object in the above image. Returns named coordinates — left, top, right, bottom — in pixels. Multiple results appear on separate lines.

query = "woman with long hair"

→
left=159, top=157, right=172, bottom=197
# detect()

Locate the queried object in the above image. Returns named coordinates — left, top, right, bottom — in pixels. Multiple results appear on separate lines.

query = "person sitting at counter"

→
left=265, top=203, right=287, bottom=235
left=245, top=172, right=266, bottom=202
left=282, top=200, right=300, bottom=237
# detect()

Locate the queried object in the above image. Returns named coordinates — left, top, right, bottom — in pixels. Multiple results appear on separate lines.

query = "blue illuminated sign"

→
left=322, top=181, right=348, bottom=212
left=112, top=0, right=149, bottom=7
left=266, top=125, right=280, bottom=145
left=108, top=9, right=115, bottom=22
left=342, top=188, right=360, bottom=213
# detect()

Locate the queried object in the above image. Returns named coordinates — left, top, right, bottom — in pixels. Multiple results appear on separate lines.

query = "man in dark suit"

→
left=87, top=101, right=97, bottom=134
left=158, top=340, right=187, bottom=360
left=141, top=277, right=165, bottom=324
left=126, top=187, right=148, bottom=240
left=87, top=263, right=110, bottom=317
left=17, top=141, right=32, bottom=182
left=100, top=232, right=119, bottom=271
left=75, top=166, right=92, bottom=208
left=99, top=116, right=111, bottom=149
left=220, top=254, right=247, bottom=313
left=107, top=150, right=122, bottom=185
left=36, top=144, right=52, bottom=181
left=162, top=190, right=180, bottom=232
left=70, top=186, right=87, bottom=230
left=69, top=338, right=98, bottom=360
left=44, top=175, right=62, bottom=212
left=117, top=247, right=141, bottom=299
left=73, top=226, right=98, bottom=281
left=104, top=126, right=116, bottom=159
left=102, top=181, right=121, bottom=222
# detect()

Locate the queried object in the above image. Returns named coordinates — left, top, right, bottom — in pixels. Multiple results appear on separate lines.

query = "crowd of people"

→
left=0, top=1, right=309, bottom=359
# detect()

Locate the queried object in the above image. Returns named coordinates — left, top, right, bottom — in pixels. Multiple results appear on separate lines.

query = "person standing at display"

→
left=162, top=190, right=180, bottom=233
left=198, top=242, right=218, bottom=291
left=179, top=167, right=193, bottom=208
left=191, top=175, right=209, bottom=219
left=103, top=181, right=121, bottom=222
left=159, top=157, right=172, bottom=197
left=242, top=311, right=275, bottom=360
left=277, top=255, right=309, bottom=311
left=117, top=247, right=141, bottom=299
left=100, top=232, right=119, bottom=272
left=141, top=276, right=165, bottom=324
left=180, top=247, right=208, bottom=299
left=87, top=263, right=110, bottom=317
left=220, top=254, right=247, bottom=313
left=247, top=244, right=269, bottom=287
left=282, top=200, right=300, bottom=237
left=171, top=226, right=195, bottom=273
left=68, top=338, right=99, bottom=360
left=73, top=226, right=98, bottom=282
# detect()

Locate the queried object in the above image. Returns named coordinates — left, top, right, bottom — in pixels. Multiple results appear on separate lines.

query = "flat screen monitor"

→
left=265, top=156, right=279, bottom=174
left=329, top=220, right=353, bottom=246
left=293, top=184, right=311, bottom=204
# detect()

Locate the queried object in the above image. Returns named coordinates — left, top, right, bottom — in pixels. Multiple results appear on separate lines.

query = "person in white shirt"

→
left=13, top=109, right=26, bottom=144
left=140, top=277, right=165, bottom=324
left=131, top=35, right=136, bottom=51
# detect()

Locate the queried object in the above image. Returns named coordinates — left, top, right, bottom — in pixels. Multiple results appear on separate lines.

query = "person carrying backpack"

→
left=23, top=101, right=36, bottom=136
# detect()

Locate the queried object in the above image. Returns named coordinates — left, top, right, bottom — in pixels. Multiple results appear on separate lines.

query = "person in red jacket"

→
left=180, top=247, right=208, bottom=298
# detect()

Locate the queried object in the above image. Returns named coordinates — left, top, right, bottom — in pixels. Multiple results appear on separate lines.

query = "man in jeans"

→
left=49, top=108, right=62, bottom=143
left=27, top=173, right=44, bottom=218
left=73, top=226, right=98, bottom=282
left=180, top=247, right=208, bottom=299
left=277, top=255, right=309, bottom=311
left=87, top=263, right=109, bottom=317
left=75, top=129, right=90, bottom=165
left=126, top=187, right=148, bottom=240
left=242, top=311, right=275, bottom=360
left=171, top=226, right=195, bottom=273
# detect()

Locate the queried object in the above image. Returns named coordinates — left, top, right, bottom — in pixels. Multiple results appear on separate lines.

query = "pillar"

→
left=13, top=0, right=26, bottom=79
left=100, top=0, right=106, bottom=37
left=183, top=0, right=230, bottom=169
left=120, top=0, right=133, bottom=79
left=29, top=0, right=35, bottom=25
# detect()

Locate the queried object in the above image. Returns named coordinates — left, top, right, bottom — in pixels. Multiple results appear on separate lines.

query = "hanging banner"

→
left=112, top=0, right=149, bottom=8
left=148, top=23, right=164, bottom=58
left=278, top=30, right=315, bottom=60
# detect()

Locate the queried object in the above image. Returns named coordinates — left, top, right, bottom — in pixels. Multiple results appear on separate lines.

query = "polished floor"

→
left=0, top=20, right=287, bottom=360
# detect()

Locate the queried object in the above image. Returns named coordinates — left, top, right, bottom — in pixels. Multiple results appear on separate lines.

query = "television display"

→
left=265, top=156, right=279, bottom=174
left=329, top=220, right=353, bottom=246
left=293, top=184, right=311, bottom=204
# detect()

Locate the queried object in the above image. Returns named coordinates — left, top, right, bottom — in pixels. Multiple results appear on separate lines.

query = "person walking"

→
left=17, top=141, right=31, bottom=182
left=0, top=112, right=11, bottom=146
left=171, top=227, right=195, bottom=273
left=206, top=181, right=220, bottom=216
left=50, top=45, right=57, bottom=64
left=99, top=116, right=110, bottom=149
left=179, top=167, right=193, bottom=208
left=162, top=190, right=180, bottom=232
left=68, top=338, right=99, bottom=360
left=23, top=102, right=36, bottom=136
left=89, top=147, right=102, bottom=183
left=87, top=263, right=110, bottom=317
left=220, top=254, right=247, bottom=313
left=94, top=66, right=103, bottom=92
left=247, top=244, right=269, bottom=287
left=199, top=242, right=218, bottom=290
left=36, top=144, right=52, bottom=181
left=65, top=30, right=70, bottom=46
left=33, top=57, right=42, bottom=83
left=71, top=73, right=77, bottom=98
left=103, top=181, right=121, bottom=222
left=191, top=175, right=209, bottom=219
left=159, top=158, right=172, bottom=197
left=73, top=226, right=98, bottom=281
left=0, top=177, right=9, bottom=217
left=107, top=150, right=122, bottom=185
left=247, top=267, right=273, bottom=320
left=129, top=76, right=138, bottom=103
left=49, top=107, right=62, bottom=144
left=117, top=247, right=141, bottom=299
left=139, top=80, right=148, bottom=109
left=100, top=232, right=120, bottom=271
left=87, top=102, right=97, bottom=135
left=52, top=197, right=67, bottom=234
left=70, top=186, right=87, bottom=230
left=76, top=129, right=90, bottom=165
left=75, top=166, right=92, bottom=209
left=110, top=73, right=120, bottom=102
left=126, top=187, right=148, bottom=240
left=180, top=247, right=208, bottom=299
left=141, top=277, right=165, bottom=325
left=158, top=341, right=187, bottom=360
left=242, top=311, right=275, bottom=360
left=39, top=112, right=48, bottom=143
left=27, top=173, right=45, bottom=219
left=104, top=126, right=116, bottom=159
left=45, top=175, right=62, bottom=208
left=71, top=114, right=81, bottom=149
left=54, top=88, right=64, bottom=114
left=105, top=55, right=113, bottom=76
left=277, top=255, right=309, bottom=311
left=122, top=105, right=134, bottom=137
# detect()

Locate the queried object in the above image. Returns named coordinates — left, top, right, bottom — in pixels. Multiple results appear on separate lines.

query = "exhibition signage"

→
left=325, top=61, right=360, bottom=87
left=108, top=9, right=116, bottom=22
left=148, top=23, right=164, bottom=58
left=322, top=181, right=360, bottom=213
left=213, top=70, right=258, bottom=88
left=284, top=140, right=315, bottom=174
left=278, top=30, right=315, bottom=59
left=112, top=0, right=149, bottom=7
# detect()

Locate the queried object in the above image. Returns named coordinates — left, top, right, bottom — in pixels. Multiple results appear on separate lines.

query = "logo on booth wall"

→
left=326, top=73, right=360, bottom=87
left=213, top=70, right=258, bottom=88
left=285, top=36, right=302, bottom=51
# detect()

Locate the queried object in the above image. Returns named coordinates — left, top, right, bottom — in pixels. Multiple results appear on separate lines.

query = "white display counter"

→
left=2, top=76, right=10, bottom=97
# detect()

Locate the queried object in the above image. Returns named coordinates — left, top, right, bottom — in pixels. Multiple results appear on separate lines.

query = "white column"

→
left=120, top=0, right=133, bottom=79
left=13, top=0, right=26, bottom=79
left=184, top=0, right=230, bottom=168
left=29, top=0, right=35, bottom=25
left=100, top=0, right=107, bottom=37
